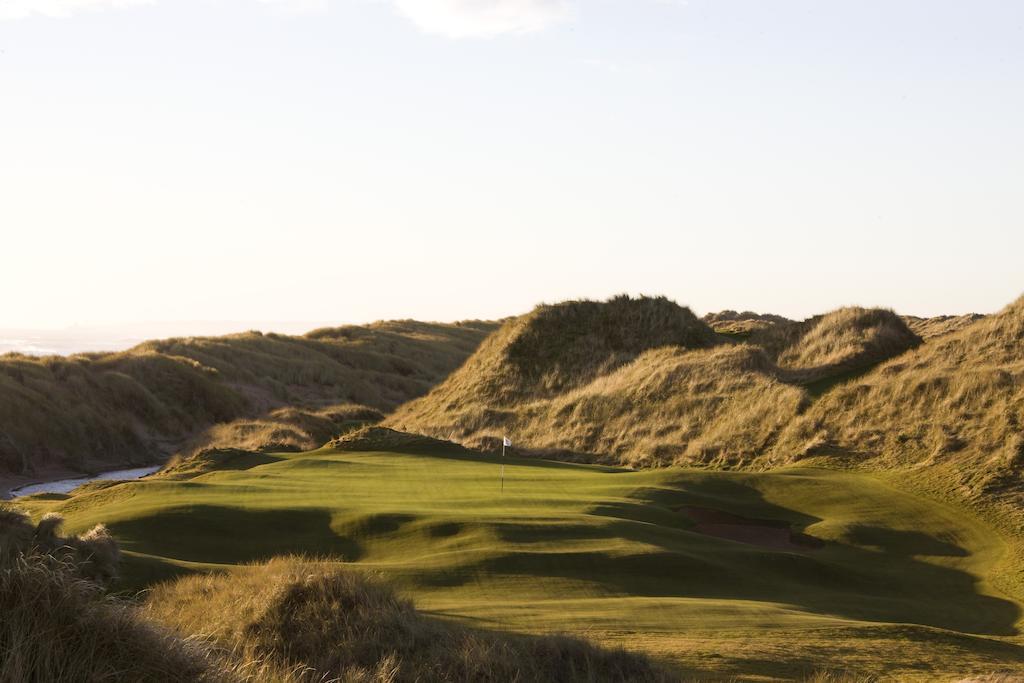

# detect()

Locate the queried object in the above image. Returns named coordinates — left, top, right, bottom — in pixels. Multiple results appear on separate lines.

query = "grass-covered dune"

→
left=903, top=313, right=987, bottom=340
left=774, top=296, right=1024, bottom=529
left=703, top=310, right=794, bottom=336
left=0, top=320, right=496, bottom=486
left=16, top=432, right=1024, bottom=680
left=386, top=296, right=921, bottom=467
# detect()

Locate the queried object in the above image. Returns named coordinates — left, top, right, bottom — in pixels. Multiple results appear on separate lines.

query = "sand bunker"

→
left=683, top=506, right=823, bottom=551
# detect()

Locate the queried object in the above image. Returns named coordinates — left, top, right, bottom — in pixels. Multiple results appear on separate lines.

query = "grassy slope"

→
left=775, top=297, right=1022, bottom=498
left=16, top=443, right=1024, bottom=680
left=903, top=313, right=987, bottom=340
left=387, top=299, right=920, bottom=468
left=703, top=311, right=794, bottom=337
left=0, top=320, right=496, bottom=482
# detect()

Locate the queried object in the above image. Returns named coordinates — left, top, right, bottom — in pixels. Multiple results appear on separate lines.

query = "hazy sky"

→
left=1, top=0, right=1022, bottom=331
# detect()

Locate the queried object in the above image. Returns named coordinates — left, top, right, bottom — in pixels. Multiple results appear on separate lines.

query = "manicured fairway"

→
left=18, top=446, right=1024, bottom=680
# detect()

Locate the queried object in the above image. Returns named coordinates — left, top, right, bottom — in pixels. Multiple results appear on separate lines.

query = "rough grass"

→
left=387, top=299, right=919, bottom=468
left=751, top=307, right=921, bottom=376
left=773, top=296, right=1024, bottom=528
left=0, top=320, right=496, bottom=483
left=427, top=295, right=718, bottom=409
left=0, top=552, right=232, bottom=683
left=146, top=557, right=671, bottom=683
left=703, top=310, right=794, bottom=336
left=173, top=403, right=384, bottom=460
left=903, top=313, right=987, bottom=340
left=0, top=506, right=119, bottom=584
left=0, top=503, right=230, bottom=682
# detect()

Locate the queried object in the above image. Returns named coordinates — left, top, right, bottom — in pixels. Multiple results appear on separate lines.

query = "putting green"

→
left=17, top=446, right=1024, bottom=680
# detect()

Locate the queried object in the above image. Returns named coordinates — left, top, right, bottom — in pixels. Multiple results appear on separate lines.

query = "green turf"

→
left=17, top=446, right=1024, bottom=680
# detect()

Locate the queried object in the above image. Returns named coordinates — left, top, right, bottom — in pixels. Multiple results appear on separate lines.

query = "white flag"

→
left=503, top=437, right=512, bottom=447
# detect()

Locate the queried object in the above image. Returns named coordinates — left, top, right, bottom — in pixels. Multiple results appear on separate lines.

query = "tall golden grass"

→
left=144, top=556, right=673, bottom=682
left=751, top=306, right=921, bottom=373
left=703, top=310, right=793, bottom=336
left=0, top=320, right=496, bottom=481
left=387, top=297, right=921, bottom=468
left=902, top=313, right=986, bottom=340
left=0, top=503, right=232, bottom=682
left=1, top=506, right=118, bottom=583
left=774, top=296, right=1024, bottom=503
left=175, top=403, right=383, bottom=459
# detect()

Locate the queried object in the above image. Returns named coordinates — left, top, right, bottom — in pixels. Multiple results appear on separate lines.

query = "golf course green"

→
left=17, top=443, right=1024, bottom=680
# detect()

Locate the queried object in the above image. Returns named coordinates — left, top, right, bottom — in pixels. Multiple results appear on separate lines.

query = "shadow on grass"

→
left=114, top=551, right=201, bottom=594
left=842, top=525, right=968, bottom=557
left=108, top=505, right=362, bottom=565
left=342, top=443, right=632, bottom=474
left=434, top=476, right=1020, bottom=637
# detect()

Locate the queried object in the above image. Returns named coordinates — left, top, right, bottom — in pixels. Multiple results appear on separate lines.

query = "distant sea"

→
left=0, top=321, right=334, bottom=357
left=0, top=333, right=145, bottom=356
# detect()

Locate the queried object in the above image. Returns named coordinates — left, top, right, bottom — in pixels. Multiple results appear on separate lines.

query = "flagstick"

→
left=501, top=441, right=505, bottom=493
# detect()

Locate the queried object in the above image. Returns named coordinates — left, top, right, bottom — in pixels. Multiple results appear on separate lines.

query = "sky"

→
left=1, top=0, right=1022, bottom=335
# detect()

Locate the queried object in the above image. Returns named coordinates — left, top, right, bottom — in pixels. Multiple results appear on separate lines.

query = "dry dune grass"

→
left=0, top=552, right=230, bottom=683
left=903, top=313, right=987, bottom=340
left=144, top=557, right=673, bottom=683
left=393, top=344, right=805, bottom=468
left=388, top=297, right=920, bottom=469
left=703, top=310, right=793, bottom=335
left=774, top=296, right=1024, bottom=501
left=442, top=295, right=718, bottom=407
left=1, top=506, right=119, bottom=584
left=0, top=320, right=496, bottom=480
left=0, top=503, right=227, bottom=682
left=175, top=403, right=384, bottom=460
left=328, top=426, right=474, bottom=455
left=751, top=307, right=921, bottom=376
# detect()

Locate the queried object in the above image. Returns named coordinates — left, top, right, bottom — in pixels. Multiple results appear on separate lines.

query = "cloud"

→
left=257, top=0, right=328, bottom=13
left=0, top=0, right=153, bottom=20
left=390, top=0, right=572, bottom=39
left=2, top=0, right=681, bottom=38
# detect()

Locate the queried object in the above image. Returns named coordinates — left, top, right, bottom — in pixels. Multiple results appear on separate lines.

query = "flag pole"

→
left=501, top=439, right=505, bottom=493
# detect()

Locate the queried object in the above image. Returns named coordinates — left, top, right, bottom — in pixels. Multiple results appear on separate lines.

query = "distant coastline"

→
left=0, top=321, right=338, bottom=357
left=0, top=334, right=146, bottom=357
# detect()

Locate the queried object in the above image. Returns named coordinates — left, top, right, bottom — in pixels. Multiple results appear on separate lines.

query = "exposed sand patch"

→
left=683, top=506, right=823, bottom=551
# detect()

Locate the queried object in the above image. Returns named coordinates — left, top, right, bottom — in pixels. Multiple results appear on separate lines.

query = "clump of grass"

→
left=145, top=556, right=673, bottom=682
left=801, top=672, right=876, bottom=682
left=1, top=506, right=119, bottom=584
left=0, top=552, right=233, bottom=682
left=751, top=307, right=921, bottom=376
left=0, top=502, right=237, bottom=682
